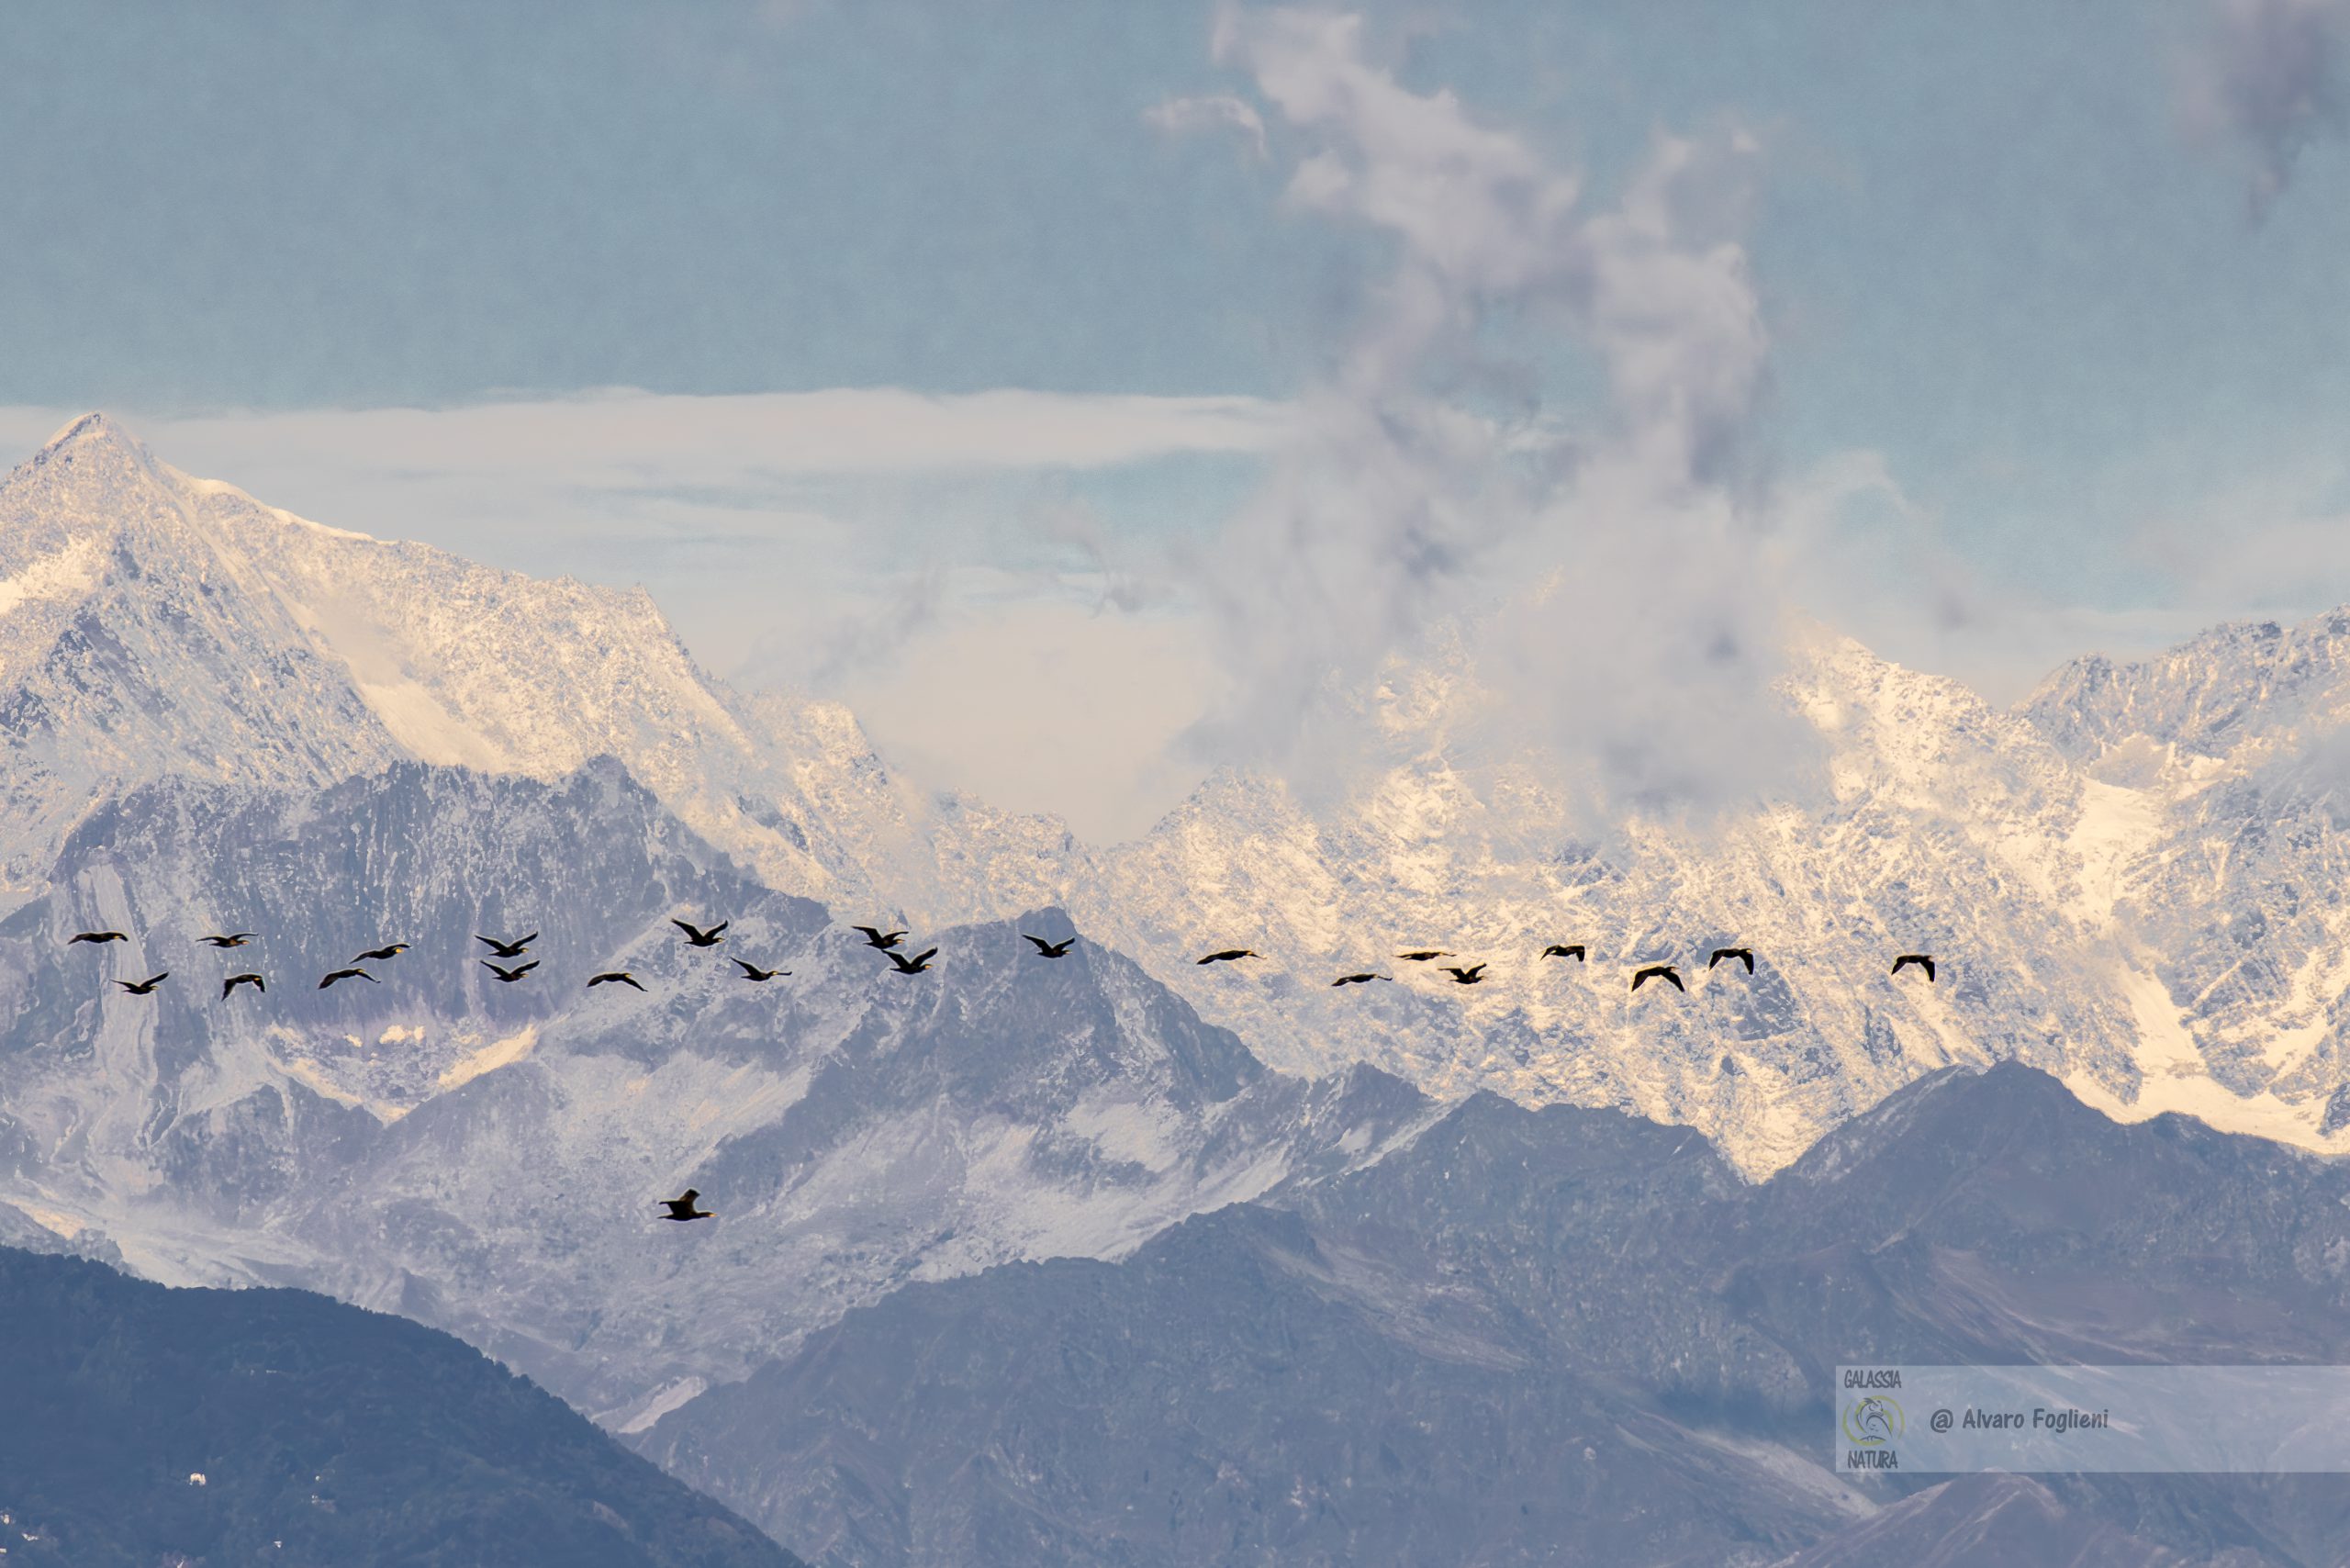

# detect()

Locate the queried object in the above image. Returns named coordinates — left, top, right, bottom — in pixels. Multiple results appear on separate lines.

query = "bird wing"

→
left=670, top=919, right=703, bottom=940
left=1024, top=935, right=1049, bottom=952
left=710, top=921, right=730, bottom=936
left=912, top=947, right=939, bottom=966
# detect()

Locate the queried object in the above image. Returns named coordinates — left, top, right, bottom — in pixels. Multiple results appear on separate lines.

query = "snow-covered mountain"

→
left=0, top=756, right=1431, bottom=1425
left=1060, top=620, right=2350, bottom=1173
left=0, top=412, right=1012, bottom=916
left=8, top=409, right=2350, bottom=1189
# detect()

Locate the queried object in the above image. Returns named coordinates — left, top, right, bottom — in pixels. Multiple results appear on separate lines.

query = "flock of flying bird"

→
left=60, top=916, right=1941, bottom=1224
left=59, top=918, right=803, bottom=998
left=1195, top=942, right=1940, bottom=991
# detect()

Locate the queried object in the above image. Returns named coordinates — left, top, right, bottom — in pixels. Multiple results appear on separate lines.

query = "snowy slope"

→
left=0, top=757, right=1432, bottom=1422
left=11, top=414, right=2350, bottom=1184
left=0, top=414, right=953, bottom=913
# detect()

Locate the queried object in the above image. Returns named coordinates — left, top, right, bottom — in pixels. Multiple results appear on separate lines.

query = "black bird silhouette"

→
left=672, top=919, right=728, bottom=947
left=319, top=968, right=377, bottom=990
left=1631, top=964, right=1684, bottom=993
left=201, top=933, right=256, bottom=948
left=1541, top=944, right=1586, bottom=961
left=852, top=925, right=908, bottom=950
left=1331, top=972, right=1392, bottom=986
left=732, top=959, right=787, bottom=981
left=1196, top=948, right=1258, bottom=965
left=588, top=971, right=645, bottom=991
left=658, top=1189, right=714, bottom=1223
left=68, top=931, right=127, bottom=945
left=481, top=960, right=538, bottom=983
left=1396, top=950, right=1453, bottom=962
left=1892, top=953, right=1937, bottom=982
left=1441, top=964, right=1487, bottom=985
left=1024, top=935, right=1076, bottom=958
left=1708, top=947, right=1755, bottom=974
left=476, top=933, right=537, bottom=958
left=885, top=947, right=939, bottom=975
left=352, top=944, right=408, bottom=963
left=221, top=973, right=265, bottom=998
left=114, top=974, right=168, bottom=995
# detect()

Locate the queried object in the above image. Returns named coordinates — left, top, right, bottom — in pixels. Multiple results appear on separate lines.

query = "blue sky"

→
left=6, top=0, right=2349, bottom=835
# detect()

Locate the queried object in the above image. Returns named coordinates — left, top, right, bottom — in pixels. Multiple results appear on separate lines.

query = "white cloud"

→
left=2182, top=0, right=2350, bottom=216
left=0, top=387, right=1291, bottom=487
left=0, top=389, right=1283, bottom=687
left=834, top=591, right=1213, bottom=843
left=1141, top=94, right=1270, bottom=160
left=1178, top=7, right=1812, bottom=826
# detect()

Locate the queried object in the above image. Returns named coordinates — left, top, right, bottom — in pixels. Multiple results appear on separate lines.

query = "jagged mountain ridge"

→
left=7, top=414, right=2350, bottom=1176
left=0, top=755, right=1435, bottom=1425
left=642, top=1063, right=2350, bottom=1568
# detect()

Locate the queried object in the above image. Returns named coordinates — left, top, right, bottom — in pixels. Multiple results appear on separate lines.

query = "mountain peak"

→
left=32, top=410, right=153, bottom=472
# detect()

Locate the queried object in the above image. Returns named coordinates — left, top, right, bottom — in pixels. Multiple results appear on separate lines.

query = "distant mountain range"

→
left=639, top=1062, right=2350, bottom=1567
left=0, top=1243, right=797, bottom=1568
left=6, top=415, right=2350, bottom=1563
left=8, top=413, right=2350, bottom=1178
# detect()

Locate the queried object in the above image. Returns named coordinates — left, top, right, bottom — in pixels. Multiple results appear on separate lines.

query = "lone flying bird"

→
left=885, top=947, right=939, bottom=975
left=1892, top=954, right=1937, bottom=982
left=658, top=1189, right=714, bottom=1223
left=1196, top=948, right=1257, bottom=965
left=114, top=974, right=168, bottom=995
left=1541, top=944, right=1586, bottom=961
left=319, top=969, right=377, bottom=989
left=352, top=944, right=408, bottom=963
left=476, top=933, right=537, bottom=958
left=68, top=931, right=127, bottom=945
left=1331, top=972, right=1391, bottom=986
left=481, top=960, right=538, bottom=983
left=1441, top=964, right=1487, bottom=985
left=221, top=973, right=265, bottom=998
left=588, top=971, right=645, bottom=991
left=852, top=925, right=908, bottom=950
left=1396, top=950, right=1452, bottom=962
left=672, top=919, right=728, bottom=947
left=732, top=959, right=787, bottom=981
left=1708, top=947, right=1754, bottom=974
left=200, top=933, right=256, bottom=948
left=1023, top=935, right=1076, bottom=958
left=1631, top=964, right=1684, bottom=993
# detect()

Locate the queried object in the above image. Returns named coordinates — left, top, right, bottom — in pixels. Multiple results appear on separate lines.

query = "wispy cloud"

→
left=0, top=389, right=1283, bottom=687
left=0, top=387, right=1292, bottom=487
left=1176, top=8, right=1812, bottom=825
left=2182, top=0, right=2350, bottom=217
left=1142, top=94, right=1270, bottom=160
